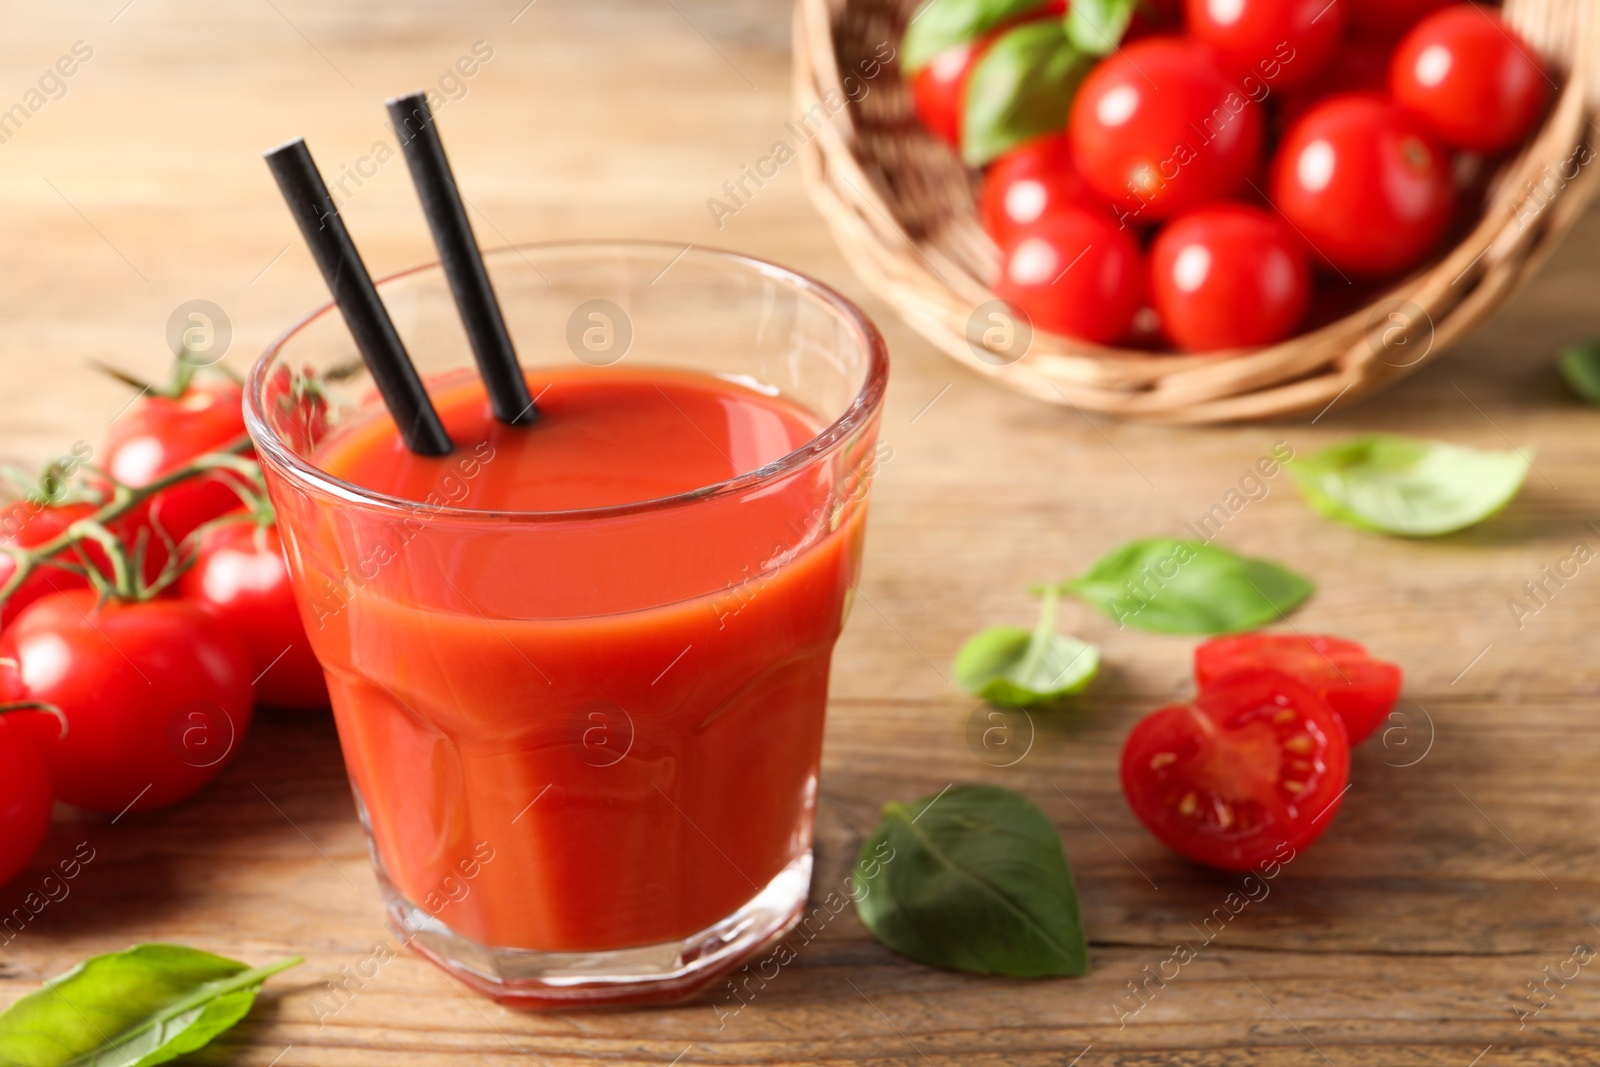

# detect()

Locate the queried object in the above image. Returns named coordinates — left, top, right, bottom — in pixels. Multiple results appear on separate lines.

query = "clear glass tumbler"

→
left=244, top=242, right=888, bottom=1005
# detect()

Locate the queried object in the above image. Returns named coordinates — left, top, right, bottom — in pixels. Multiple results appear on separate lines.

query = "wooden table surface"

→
left=4, top=1, right=1600, bottom=1063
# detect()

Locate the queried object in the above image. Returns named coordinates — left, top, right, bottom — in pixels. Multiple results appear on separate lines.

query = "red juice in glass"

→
left=245, top=243, right=887, bottom=1005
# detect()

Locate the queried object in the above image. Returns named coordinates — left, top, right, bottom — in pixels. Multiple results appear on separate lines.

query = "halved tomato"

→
left=1121, top=669, right=1350, bottom=871
left=1195, top=632, right=1402, bottom=743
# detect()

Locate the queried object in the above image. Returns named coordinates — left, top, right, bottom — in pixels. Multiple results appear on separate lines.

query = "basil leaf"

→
left=902, top=0, right=1049, bottom=74
left=1559, top=341, right=1600, bottom=404
left=953, top=590, right=1099, bottom=706
left=1065, top=0, right=1138, bottom=54
left=1289, top=433, right=1531, bottom=537
left=1058, top=538, right=1313, bottom=634
left=854, top=784, right=1088, bottom=977
left=0, top=944, right=301, bottom=1067
left=962, top=20, right=1091, bottom=166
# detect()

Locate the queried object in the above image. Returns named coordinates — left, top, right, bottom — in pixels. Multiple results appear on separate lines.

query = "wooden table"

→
left=3, top=1, right=1600, bottom=1063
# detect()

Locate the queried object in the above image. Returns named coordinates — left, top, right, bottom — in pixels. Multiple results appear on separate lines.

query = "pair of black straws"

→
left=265, top=92, right=534, bottom=456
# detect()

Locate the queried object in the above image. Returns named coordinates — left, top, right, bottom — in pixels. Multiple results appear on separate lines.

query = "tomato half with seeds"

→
left=1195, top=632, right=1402, bottom=744
left=1121, top=669, right=1350, bottom=871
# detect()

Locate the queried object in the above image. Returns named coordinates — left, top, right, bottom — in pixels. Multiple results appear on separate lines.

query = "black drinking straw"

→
left=387, top=91, right=537, bottom=426
left=263, top=137, right=454, bottom=456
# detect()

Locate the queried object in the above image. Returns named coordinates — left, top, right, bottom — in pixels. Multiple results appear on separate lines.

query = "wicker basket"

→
left=794, top=0, right=1600, bottom=422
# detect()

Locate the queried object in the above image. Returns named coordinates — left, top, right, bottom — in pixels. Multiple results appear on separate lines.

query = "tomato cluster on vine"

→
left=0, top=360, right=330, bottom=889
left=905, top=0, right=1548, bottom=351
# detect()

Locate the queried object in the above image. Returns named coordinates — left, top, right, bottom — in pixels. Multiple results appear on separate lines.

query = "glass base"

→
left=375, top=851, right=813, bottom=1007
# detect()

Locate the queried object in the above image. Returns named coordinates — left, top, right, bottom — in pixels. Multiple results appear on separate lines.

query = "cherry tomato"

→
left=1185, top=0, right=1345, bottom=92
left=911, top=39, right=980, bottom=148
left=1390, top=5, right=1547, bottom=153
left=0, top=500, right=96, bottom=628
left=993, top=206, right=1143, bottom=343
left=3, top=590, right=253, bottom=814
left=1195, top=632, right=1402, bottom=744
left=980, top=135, right=1109, bottom=243
left=179, top=521, right=327, bottom=710
left=1148, top=203, right=1311, bottom=351
left=1347, top=0, right=1451, bottom=38
left=1270, top=93, right=1454, bottom=278
left=0, top=718, right=51, bottom=888
left=1121, top=670, right=1350, bottom=871
left=104, top=375, right=250, bottom=553
left=1070, top=37, right=1264, bottom=221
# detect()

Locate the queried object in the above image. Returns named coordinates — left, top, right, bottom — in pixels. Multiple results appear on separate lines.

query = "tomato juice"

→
left=264, top=366, right=872, bottom=958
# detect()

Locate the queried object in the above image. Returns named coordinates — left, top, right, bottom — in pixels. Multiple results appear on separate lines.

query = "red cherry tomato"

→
left=1390, top=5, right=1547, bottom=153
left=1270, top=93, right=1454, bottom=278
left=104, top=375, right=250, bottom=554
left=1347, top=0, right=1451, bottom=38
left=0, top=500, right=96, bottom=628
left=1070, top=37, right=1264, bottom=222
left=1147, top=203, right=1311, bottom=351
left=980, top=135, right=1109, bottom=242
left=993, top=206, right=1143, bottom=343
left=1185, top=0, right=1346, bottom=91
left=3, top=590, right=253, bottom=814
left=1121, top=669, right=1351, bottom=871
left=911, top=39, right=981, bottom=148
left=1195, top=633, right=1403, bottom=744
left=0, top=718, right=51, bottom=888
left=179, top=521, right=327, bottom=710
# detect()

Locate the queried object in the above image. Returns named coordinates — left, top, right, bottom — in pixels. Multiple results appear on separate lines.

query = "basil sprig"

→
left=0, top=943, right=301, bottom=1067
left=1065, top=0, right=1139, bottom=54
left=902, top=0, right=1051, bottom=74
left=854, top=785, right=1089, bottom=977
left=1289, top=433, right=1531, bottom=537
left=961, top=20, right=1091, bottom=166
left=1559, top=341, right=1600, bottom=404
left=953, top=589, right=1099, bottom=706
left=1056, top=538, right=1313, bottom=634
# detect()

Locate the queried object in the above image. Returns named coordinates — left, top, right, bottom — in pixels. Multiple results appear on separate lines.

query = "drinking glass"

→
left=244, top=242, right=888, bottom=1005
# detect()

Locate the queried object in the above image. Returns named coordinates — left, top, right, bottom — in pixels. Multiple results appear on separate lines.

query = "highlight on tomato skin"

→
left=1120, top=669, right=1351, bottom=872
left=1194, top=632, right=1403, bottom=744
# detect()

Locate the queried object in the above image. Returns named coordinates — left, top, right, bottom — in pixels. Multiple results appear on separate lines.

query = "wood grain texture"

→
left=3, top=1, right=1600, bottom=1063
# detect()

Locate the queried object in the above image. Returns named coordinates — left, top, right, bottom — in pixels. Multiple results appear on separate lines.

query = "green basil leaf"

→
left=1065, top=0, right=1138, bottom=54
left=962, top=20, right=1091, bottom=167
left=902, top=0, right=1050, bottom=74
left=1559, top=341, right=1600, bottom=404
left=0, top=944, right=301, bottom=1067
left=953, top=590, right=1099, bottom=706
left=1288, top=433, right=1531, bottom=537
left=854, top=784, right=1088, bottom=977
left=1058, top=538, right=1313, bottom=634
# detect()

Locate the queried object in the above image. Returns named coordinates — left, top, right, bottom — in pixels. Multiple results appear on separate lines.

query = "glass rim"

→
left=244, top=239, right=889, bottom=523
